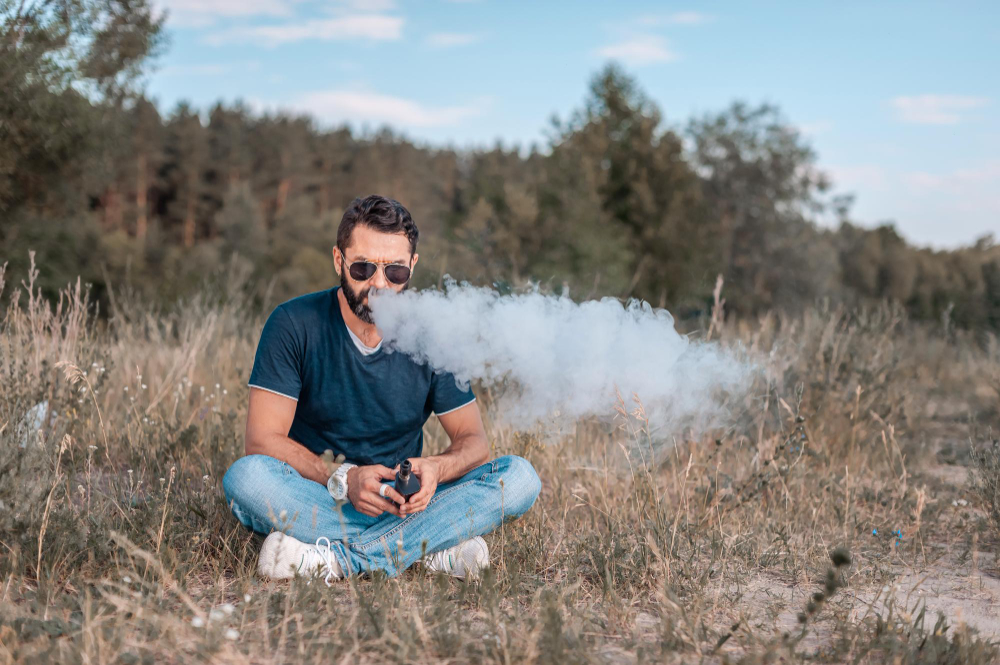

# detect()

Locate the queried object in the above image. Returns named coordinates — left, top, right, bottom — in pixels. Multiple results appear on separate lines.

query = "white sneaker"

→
left=257, top=533, right=343, bottom=585
left=422, top=536, right=489, bottom=579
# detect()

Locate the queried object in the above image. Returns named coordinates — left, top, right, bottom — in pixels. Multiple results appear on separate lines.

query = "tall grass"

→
left=1, top=257, right=997, bottom=663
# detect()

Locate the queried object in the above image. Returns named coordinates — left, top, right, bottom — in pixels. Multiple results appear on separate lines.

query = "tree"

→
left=687, top=101, right=835, bottom=312
left=554, top=64, right=713, bottom=306
left=0, top=0, right=165, bottom=213
left=162, top=103, right=208, bottom=248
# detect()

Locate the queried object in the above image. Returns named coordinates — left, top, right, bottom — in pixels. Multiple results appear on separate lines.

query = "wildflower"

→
left=124, top=386, right=129, bottom=392
left=215, top=383, right=220, bottom=389
left=224, top=628, right=239, bottom=640
left=141, top=384, right=147, bottom=390
left=88, top=445, right=97, bottom=451
left=219, top=603, right=235, bottom=615
left=203, top=475, right=210, bottom=482
left=191, top=616, right=205, bottom=628
left=223, top=389, right=228, bottom=395
left=123, top=575, right=132, bottom=583
left=244, top=593, right=251, bottom=603
left=92, top=362, right=99, bottom=368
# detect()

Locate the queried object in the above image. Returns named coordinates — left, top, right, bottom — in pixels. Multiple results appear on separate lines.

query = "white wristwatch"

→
left=327, top=462, right=356, bottom=501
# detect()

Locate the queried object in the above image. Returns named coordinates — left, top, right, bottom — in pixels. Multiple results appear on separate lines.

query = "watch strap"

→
left=328, top=462, right=356, bottom=500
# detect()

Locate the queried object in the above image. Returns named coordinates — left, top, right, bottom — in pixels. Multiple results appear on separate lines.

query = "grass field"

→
left=2, top=258, right=999, bottom=663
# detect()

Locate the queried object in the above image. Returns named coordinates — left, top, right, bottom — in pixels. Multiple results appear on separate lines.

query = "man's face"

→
left=333, top=225, right=418, bottom=324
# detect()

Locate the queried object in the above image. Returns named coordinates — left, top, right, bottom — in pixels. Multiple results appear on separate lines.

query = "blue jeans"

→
left=222, top=454, right=541, bottom=577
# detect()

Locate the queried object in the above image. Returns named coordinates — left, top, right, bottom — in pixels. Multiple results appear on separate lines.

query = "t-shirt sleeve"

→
left=429, top=370, right=476, bottom=416
left=248, top=306, right=303, bottom=401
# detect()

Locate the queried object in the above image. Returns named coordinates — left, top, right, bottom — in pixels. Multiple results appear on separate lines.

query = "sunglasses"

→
left=343, top=257, right=412, bottom=285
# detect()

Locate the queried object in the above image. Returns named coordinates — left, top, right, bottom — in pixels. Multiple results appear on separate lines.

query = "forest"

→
left=3, top=0, right=999, bottom=327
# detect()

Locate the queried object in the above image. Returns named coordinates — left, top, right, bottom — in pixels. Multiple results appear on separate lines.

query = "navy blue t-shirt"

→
left=247, top=286, right=476, bottom=467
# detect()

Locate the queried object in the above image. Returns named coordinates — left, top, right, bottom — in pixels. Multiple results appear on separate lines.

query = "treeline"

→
left=3, top=1, right=999, bottom=327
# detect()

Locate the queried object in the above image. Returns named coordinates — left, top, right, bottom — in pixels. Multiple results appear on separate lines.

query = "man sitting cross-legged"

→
left=222, top=194, right=541, bottom=582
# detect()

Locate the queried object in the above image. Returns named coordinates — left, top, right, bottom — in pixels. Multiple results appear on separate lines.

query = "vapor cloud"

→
left=371, top=282, right=753, bottom=440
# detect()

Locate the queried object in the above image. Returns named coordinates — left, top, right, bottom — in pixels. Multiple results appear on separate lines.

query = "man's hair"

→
left=337, top=194, right=419, bottom=255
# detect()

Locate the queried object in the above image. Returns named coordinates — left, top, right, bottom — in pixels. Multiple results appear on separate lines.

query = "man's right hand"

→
left=346, top=465, right=406, bottom=517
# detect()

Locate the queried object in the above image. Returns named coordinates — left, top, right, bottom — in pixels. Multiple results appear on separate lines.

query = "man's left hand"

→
left=399, top=457, right=440, bottom=515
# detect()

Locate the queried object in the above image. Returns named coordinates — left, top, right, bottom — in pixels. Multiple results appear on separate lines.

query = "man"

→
left=222, top=194, right=541, bottom=582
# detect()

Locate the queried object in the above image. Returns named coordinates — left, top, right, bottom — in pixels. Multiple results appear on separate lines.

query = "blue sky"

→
left=147, top=0, right=999, bottom=248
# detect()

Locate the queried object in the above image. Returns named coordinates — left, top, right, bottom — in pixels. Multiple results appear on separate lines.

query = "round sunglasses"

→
left=342, top=257, right=412, bottom=285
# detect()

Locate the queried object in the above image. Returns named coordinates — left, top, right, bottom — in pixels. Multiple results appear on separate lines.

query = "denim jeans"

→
left=222, top=454, right=541, bottom=577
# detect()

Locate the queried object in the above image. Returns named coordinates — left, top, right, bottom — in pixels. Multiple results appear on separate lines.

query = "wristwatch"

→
left=327, top=462, right=356, bottom=501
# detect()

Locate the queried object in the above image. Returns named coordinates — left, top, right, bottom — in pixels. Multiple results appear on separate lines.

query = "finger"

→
left=408, top=482, right=436, bottom=505
left=400, top=490, right=431, bottom=512
left=373, top=465, right=396, bottom=480
left=400, top=499, right=427, bottom=515
left=377, top=497, right=402, bottom=517
left=382, top=485, right=407, bottom=505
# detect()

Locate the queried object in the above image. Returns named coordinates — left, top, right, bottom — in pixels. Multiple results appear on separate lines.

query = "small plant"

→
left=970, top=435, right=1000, bottom=539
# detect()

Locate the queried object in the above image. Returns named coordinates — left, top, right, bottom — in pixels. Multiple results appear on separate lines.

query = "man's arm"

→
left=400, top=400, right=489, bottom=515
left=244, top=387, right=406, bottom=516
left=245, top=388, right=329, bottom=483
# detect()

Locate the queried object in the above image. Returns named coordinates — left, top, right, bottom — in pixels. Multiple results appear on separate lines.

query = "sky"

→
left=146, top=0, right=1000, bottom=249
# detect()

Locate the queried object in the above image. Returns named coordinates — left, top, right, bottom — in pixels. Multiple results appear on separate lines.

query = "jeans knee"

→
left=497, top=455, right=541, bottom=516
left=222, top=454, right=276, bottom=506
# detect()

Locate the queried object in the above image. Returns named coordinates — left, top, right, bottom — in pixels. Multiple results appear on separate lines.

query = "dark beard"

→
left=339, top=265, right=375, bottom=324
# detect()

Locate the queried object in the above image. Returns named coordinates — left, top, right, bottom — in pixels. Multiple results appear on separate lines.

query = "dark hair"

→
left=337, top=195, right=419, bottom=255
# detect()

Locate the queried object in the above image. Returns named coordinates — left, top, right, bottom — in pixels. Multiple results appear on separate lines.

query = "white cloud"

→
left=798, top=120, right=834, bottom=137
left=159, top=63, right=230, bottom=76
left=891, top=94, right=990, bottom=125
left=596, top=35, right=677, bottom=65
left=903, top=161, right=1000, bottom=192
left=637, top=11, right=714, bottom=26
left=155, top=0, right=293, bottom=27
left=261, top=90, right=490, bottom=128
left=335, top=0, right=396, bottom=10
left=206, top=13, right=403, bottom=46
left=827, top=164, right=889, bottom=191
left=425, top=32, right=480, bottom=48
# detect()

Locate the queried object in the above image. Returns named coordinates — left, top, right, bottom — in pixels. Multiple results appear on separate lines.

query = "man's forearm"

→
left=426, top=433, right=489, bottom=483
left=246, top=433, right=330, bottom=485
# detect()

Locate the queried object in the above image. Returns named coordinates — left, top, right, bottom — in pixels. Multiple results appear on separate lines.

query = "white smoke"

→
left=370, top=281, right=754, bottom=440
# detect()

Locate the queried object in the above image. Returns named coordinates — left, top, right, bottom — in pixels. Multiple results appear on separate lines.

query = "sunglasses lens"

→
left=349, top=262, right=377, bottom=281
left=384, top=264, right=411, bottom=284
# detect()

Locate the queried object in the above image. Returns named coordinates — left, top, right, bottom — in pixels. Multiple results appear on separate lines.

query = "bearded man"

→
left=222, top=194, right=541, bottom=582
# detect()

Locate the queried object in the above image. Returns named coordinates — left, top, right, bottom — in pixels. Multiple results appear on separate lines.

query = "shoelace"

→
left=312, top=536, right=340, bottom=586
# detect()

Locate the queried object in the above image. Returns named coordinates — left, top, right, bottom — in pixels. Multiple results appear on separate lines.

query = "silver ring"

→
left=378, top=483, right=390, bottom=498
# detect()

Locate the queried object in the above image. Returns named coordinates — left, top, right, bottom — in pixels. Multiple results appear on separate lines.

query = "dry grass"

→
left=1, top=256, right=999, bottom=663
